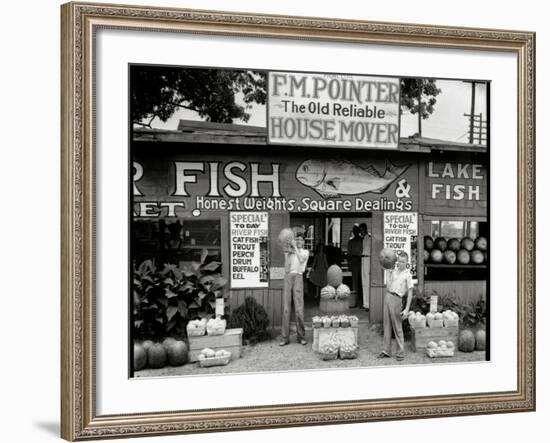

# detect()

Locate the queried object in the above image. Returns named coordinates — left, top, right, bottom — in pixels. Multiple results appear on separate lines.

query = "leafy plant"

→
left=228, top=297, right=271, bottom=344
left=409, top=290, right=486, bottom=328
left=133, top=249, right=227, bottom=341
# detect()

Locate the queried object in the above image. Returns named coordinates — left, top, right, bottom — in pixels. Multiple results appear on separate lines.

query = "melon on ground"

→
left=475, top=329, right=486, bottom=351
left=162, top=337, right=177, bottom=349
left=141, top=340, right=154, bottom=351
left=133, top=343, right=147, bottom=371
left=147, top=343, right=167, bottom=369
left=167, top=340, right=189, bottom=366
left=458, top=330, right=476, bottom=352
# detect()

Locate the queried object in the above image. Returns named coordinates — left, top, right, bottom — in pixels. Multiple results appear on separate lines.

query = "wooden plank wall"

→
left=229, top=288, right=284, bottom=328
left=370, top=286, right=386, bottom=323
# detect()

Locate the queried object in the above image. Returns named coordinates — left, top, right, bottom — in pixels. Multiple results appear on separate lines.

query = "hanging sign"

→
left=268, top=72, right=400, bottom=149
left=383, top=212, right=418, bottom=280
left=230, top=212, right=269, bottom=288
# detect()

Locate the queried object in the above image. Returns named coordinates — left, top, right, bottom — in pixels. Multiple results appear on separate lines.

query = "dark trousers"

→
left=282, top=273, right=306, bottom=342
left=349, top=256, right=362, bottom=295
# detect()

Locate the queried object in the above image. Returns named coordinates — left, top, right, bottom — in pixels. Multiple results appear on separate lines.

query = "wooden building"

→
left=132, top=121, right=487, bottom=325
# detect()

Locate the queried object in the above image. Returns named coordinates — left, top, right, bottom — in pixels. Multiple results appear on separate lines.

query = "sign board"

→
left=424, top=161, right=487, bottom=216
left=383, top=212, right=418, bottom=279
left=132, top=152, right=418, bottom=218
left=230, top=212, right=269, bottom=288
left=268, top=72, right=400, bottom=149
left=430, top=295, right=438, bottom=313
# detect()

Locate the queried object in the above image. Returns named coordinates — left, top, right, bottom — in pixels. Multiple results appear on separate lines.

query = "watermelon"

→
left=379, top=248, right=398, bottom=270
left=162, top=337, right=177, bottom=350
left=141, top=340, right=154, bottom=351
left=457, top=249, right=470, bottom=265
left=458, top=330, right=476, bottom=352
left=423, top=250, right=430, bottom=263
left=147, top=343, right=167, bottom=369
left=475, top=330, right=486, bottom=350
left=470, top=250, right=484, bottom=264
left=166, top=340, right=189, bottom=366
left=424, top=236, right=434, bottom=251
left=461, top=237, right=475, bottom=251
left=327, top=265, right=343, bottom=287
left=133, top=343, right=147, bottom=371
left=447, top=238, right=461, bottom=252
left=475, top=236, right=487, bottom=251
left=430, top=249, right=443, bottom=263
left=444, top=250, right=456, bottom=265
left=434, top=237, right=447, bottom=252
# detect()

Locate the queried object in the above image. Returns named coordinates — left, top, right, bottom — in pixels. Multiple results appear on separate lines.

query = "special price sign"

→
left=268, top=71, right=400, bottom=149
left=383, top=212, right=418, bottom=279
left=230, top=212, right=269, bottom=288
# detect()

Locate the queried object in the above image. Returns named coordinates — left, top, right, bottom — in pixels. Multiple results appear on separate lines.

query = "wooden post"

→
left=469, top=82, right=476, bottom=144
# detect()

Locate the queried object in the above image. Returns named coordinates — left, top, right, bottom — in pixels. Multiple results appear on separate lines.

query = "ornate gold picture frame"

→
left=61, top=1, right=535, bottom=440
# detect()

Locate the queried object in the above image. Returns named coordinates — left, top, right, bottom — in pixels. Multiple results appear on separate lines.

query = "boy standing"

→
left=378, top=252, right=413, bottom=361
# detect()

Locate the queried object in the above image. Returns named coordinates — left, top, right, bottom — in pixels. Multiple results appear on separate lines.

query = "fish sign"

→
left=296, top=159, right=410, bottom=198
left=268, top=72, right=400, bottom=149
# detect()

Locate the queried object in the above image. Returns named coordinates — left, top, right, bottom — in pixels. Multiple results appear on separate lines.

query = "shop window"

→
left=430, top=220, right=479, bottom=239
left=133, top=219, right=221, bottom=268
left=425, top=220, right=488, bottom=281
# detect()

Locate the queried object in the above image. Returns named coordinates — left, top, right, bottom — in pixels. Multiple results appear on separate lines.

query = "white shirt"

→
left=387, top=268, right=413, bottom=297
left=285, top=248, right=309, bottom=275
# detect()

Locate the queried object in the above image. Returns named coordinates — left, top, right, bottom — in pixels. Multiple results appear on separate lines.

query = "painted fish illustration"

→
left=296, top=159, right=410, bottom=198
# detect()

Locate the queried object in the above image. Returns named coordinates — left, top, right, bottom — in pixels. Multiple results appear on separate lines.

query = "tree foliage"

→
left=131, top=66, right=266, bottom=126
left=400, top=78, right=441, bottom=120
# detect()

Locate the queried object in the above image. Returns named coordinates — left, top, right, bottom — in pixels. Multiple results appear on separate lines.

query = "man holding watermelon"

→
left=378, top=250, right=413, bottom=361
left=280, top=233, right=310, bottom=346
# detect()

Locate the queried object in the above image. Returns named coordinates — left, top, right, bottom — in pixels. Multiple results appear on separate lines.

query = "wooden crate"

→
left=319, top=298, right=350, bottom=314
left=312, top=327, right=358, bottom=352
left=411, top=326, right=459, bottom=352
left=188, top=328, right=243, bottom=362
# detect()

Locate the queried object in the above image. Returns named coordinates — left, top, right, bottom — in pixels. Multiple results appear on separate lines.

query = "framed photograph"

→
left=61, top=1, right=535, bottom=440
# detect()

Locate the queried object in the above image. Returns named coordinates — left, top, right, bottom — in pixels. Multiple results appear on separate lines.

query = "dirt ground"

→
left=135, top=324, right=486, bottom=378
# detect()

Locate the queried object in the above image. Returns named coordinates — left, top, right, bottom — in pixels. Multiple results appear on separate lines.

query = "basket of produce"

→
left=318, top=343, right=339, bottom=361
left=321, top=316, right=332, bottom=328
left=426, top=340, right=455, bottom=358
left=349, top=315, right=359, bottom=328
left=426, top=312, right=444, bottom=328
left=312, top=316, right=322, bottom=328
left=442, top=310, right=459, bottom=328
left=331, top=317, right=341, bottom=328
left=197, top=348, right=232, bottom=367
left=408, top=312, right=426, bottom=329
left=206, top=317, right=226, bottom=336
left=186, top=318, right=207, bottom=336
left=339, top=343, right=359, bottom=359
left=340, top=315, right=350, bottom=328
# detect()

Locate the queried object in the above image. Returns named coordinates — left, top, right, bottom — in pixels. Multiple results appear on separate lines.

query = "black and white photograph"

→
left=130, top=65, right=489, bottom=377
